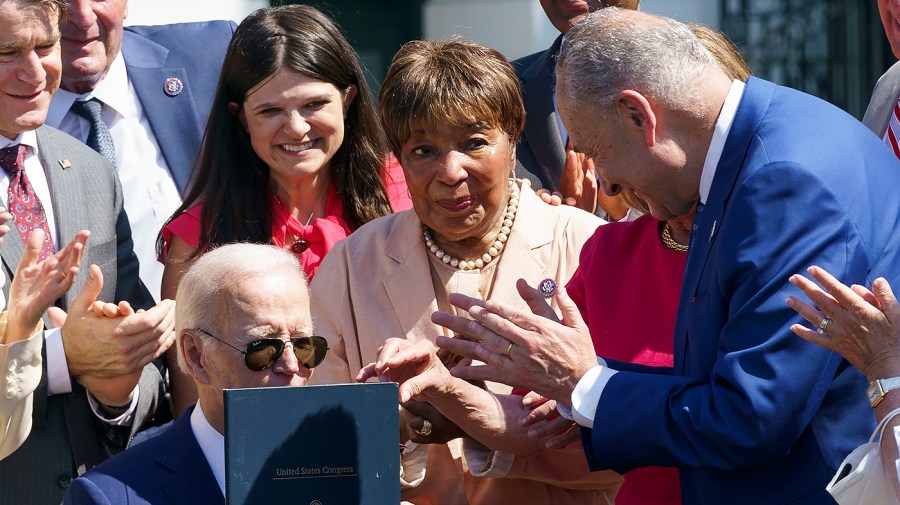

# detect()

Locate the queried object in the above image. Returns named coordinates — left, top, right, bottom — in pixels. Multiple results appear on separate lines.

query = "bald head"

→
left=174, top=243, right=308, bottom=371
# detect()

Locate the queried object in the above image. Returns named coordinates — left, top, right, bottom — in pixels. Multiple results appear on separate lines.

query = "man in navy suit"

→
left=64, top=244, right=320, bottom=504
left=48, top=0, right=235, bottom=301
left=434, top=8, right=900, bottom=504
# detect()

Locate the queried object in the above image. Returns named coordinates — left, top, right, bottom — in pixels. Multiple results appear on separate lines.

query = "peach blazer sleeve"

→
left=0, top=277, right=44, bottom=461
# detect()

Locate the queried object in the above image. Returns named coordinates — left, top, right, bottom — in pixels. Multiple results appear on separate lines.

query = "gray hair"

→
left=174, top=243, right=306, bottom=371
left=556, top=8, right=717, bottom=118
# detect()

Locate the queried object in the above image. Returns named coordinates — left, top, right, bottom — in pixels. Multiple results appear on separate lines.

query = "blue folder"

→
left=224, top=383, right=400, bottom=504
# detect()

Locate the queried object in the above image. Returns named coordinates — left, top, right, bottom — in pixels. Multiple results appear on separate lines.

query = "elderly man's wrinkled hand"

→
left=55, top=265, right=177, bottom=377
left=787, top=265, right=900, bottom=381
left=432, top=278, right=598, bottom=406
left=356, top=338, right=455, bottom=403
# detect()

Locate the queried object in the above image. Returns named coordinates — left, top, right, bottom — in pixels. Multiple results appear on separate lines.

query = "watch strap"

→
left=868, top=377, right=900, bottom=408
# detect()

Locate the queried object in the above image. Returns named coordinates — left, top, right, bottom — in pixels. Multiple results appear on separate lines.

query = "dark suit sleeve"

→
left=127, top=363, right=166, bottom=443
left=64, top=474, right=114, bottom=505
left=584, top=161, right=864, bottom=473
left=111, top=176, right=154, bottom=310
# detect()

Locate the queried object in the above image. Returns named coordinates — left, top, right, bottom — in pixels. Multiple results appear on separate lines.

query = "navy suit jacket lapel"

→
left=122, top=31, right=201, bottom=193
left=156, top=407, right=224, bottom=503
left=672, top=77, right=775, bottom=374
left=520, top=35, right=566, bottom=189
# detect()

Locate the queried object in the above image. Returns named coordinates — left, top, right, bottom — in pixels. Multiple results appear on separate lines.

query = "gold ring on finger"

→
left=817, top=315, right=831, bottom=334
left=504, top=341, right=515, bottom=359
left=415, top=419, right=432, bottom=437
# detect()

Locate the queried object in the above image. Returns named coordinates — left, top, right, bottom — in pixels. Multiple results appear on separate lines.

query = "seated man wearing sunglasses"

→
left=62, top=244, right=328, bottom=504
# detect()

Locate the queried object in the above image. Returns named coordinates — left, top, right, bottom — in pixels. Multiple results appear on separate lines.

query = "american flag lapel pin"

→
left=58, top=159, right=72, bottom=170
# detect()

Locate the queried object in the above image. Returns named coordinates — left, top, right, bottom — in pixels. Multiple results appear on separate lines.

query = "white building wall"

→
left=424, top=0, right=720, bottom=60
left=424, top=0, right=557, bottom=60
left=124, top=0, right=266, bottom=26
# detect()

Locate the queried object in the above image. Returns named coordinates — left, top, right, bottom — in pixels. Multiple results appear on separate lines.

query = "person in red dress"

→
left=157, top=5, right=411, bottom=416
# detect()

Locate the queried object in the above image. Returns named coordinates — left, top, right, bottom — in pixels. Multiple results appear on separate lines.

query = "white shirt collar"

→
left=190, top=402, right=226, bottom=497
left=698, top=79, right=745, bottom=204
left=47, top=52, right=133, bottom=124
left=0, top=130, right=37, bottom=152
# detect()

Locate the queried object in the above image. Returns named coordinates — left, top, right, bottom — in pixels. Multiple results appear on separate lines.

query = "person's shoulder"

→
left=123, top=21, right=235, bottom=60
left=875, top=60, right=900, bottom=88
left=340, top=210, right=417, bottom=251
left=520, top=185, right=603, bottom=229
left=511, top=48, right=548, bottom=75
left=511, top=36, right=561, bottom=79
left=124, top=20, right=236, bottom=41
left=35, top=125, right=114, bottom=173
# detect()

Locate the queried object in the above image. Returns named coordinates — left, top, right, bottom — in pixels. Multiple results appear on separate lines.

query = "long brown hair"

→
left=159, top=4, right=392, bottom=257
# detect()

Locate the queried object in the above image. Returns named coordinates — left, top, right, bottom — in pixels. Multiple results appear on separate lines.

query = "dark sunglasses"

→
left=192, top=328, right=329, bottom=371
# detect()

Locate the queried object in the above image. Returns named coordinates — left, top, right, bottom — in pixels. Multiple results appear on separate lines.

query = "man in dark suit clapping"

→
left=0, top=1, right=176, bottom=502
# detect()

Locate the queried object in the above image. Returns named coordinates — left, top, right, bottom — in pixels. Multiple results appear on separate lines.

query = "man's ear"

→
left=182, top=331, right=212, bottom=386
left=343, top=84, right=358, bottom=117
left=614, top=90, right=657, bottom=147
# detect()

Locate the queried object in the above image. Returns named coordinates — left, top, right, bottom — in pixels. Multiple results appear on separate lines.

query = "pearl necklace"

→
left=423, top=181, right=520, bottom=270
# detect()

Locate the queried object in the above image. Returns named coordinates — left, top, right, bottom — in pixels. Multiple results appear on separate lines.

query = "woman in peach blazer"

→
left=310, top=38, right=621, bottom=505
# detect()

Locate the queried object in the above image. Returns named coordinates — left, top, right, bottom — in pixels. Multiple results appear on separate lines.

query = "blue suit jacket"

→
left=63, top=405, right=222, bottom=505
left=583, top=77, right=900, bottom=504
left=122, top=21, right=235, bottom=192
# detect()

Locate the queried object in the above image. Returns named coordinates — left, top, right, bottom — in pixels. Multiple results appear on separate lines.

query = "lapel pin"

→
left=163, top=77, right=184, bottom=97
left=538, top=278, right=557, bottom=298
left=58, top=159, right=71, bottom=170
left=709, top=220, right=717, bottom=244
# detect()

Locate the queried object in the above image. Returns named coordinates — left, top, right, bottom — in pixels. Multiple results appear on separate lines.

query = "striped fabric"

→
left=884, top=98, right=900, bottom=159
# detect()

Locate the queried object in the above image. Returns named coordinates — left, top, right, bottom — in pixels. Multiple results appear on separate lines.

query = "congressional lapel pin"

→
left=538, top=278, right=557, bottom=298
left=58, top=159, right=72, bottom=170
left=163, top=77, right=184, bottom=97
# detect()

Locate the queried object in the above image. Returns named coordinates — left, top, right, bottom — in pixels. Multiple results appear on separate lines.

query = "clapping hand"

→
left=4, top=229, right=88, bottom=344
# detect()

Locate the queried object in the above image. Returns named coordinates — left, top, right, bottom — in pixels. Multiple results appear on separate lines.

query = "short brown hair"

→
left=378, top=37, right=525, bottom=156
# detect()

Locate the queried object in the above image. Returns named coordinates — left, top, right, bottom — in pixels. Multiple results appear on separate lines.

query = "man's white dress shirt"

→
left=191, top=402, right=226, bottom=497
left=47, top=53, right=183, bottom=302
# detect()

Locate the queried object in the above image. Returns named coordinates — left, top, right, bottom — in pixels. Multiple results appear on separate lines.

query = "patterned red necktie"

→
left=0, top=145, right=55, bottom=261
left=884, top=98, right=900, bottom=160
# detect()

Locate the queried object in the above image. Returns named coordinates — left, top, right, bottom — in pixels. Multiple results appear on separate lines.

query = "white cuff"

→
left=87, top=385, right=140, bottom=426
left=45, top=328, right=72, bottom=395
left=571, top=358, right=617, bottom=428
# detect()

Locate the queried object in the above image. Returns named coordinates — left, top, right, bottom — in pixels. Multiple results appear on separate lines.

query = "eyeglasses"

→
left=191, top=328, right=329, bottom=371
